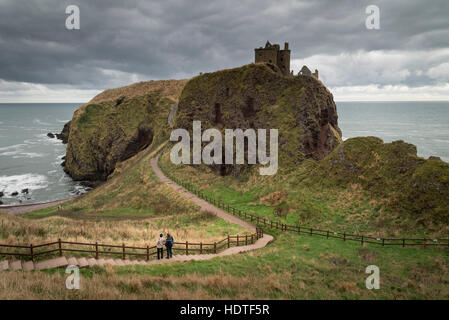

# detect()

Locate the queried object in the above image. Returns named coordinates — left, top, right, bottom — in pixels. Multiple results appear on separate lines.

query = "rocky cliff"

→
left=315, top=137, right=449, bottom=221
left=63, top=79, right=188, bottom=181
left=175, top=63, right=342, bottom=175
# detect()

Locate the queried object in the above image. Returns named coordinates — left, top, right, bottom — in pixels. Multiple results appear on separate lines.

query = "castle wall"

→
left=254, top=42, right=291, bottom=76
left=255, top=48, right=278, bottom=65
left=277, top=50, right=290, bottom=75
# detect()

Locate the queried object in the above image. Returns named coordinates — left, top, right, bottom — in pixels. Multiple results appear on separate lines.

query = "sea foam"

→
left=0, top=173, right=48, bottom=196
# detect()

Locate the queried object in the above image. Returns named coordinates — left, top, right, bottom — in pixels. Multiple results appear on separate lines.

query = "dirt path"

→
left=150, top=154, right=274, bottom=249
left=1, top=155, right=273, bottom=271
left=0, top=197, right=75, bottom=215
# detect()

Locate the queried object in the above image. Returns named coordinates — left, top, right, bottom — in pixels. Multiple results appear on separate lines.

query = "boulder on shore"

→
left=11, top=191, right=18, bottom=196
left=21, top=188, right=29, bottom=194
left=47, top=132, right=55, bottom=138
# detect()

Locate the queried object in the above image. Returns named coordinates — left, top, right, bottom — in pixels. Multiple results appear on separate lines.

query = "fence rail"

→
left=161, top=163, right=449, bottom=249
left=0, top=228, right=263, bottom=261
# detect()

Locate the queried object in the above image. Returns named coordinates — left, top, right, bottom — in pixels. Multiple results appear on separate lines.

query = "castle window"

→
left=269, top=60, right=272, bottom=63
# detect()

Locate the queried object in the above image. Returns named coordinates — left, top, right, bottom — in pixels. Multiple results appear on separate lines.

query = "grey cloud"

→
left=0, top=0, right=448, bottom=91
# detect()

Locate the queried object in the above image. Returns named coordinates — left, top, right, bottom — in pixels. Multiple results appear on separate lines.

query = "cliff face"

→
left=175, top=63, right=342, bottom=175
left=63, top=80, right=188, bottom=181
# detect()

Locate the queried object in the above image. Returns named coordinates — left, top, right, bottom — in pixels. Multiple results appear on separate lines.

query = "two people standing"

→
left=156, top=233, right=174, bottom=259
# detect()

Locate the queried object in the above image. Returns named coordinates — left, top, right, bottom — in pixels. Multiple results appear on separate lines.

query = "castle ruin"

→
left=254, top=41, right=318, bottom=79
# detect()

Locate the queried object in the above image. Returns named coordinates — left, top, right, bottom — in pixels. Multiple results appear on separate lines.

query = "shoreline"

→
left=0, top=196, right=77, bottom=215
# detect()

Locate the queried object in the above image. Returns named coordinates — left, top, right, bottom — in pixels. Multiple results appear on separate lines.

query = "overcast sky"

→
left=1, top=0, right=449, bottom=102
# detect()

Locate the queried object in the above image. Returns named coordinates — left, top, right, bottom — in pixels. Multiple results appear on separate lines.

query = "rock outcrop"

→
left=175, top=63, right=342, bottom=175
left=63, top=79, right=188, bottom=181
left=315, top=137, right=449, bottom=220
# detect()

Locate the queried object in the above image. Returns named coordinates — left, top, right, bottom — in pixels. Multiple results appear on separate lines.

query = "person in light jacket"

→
left=156, top=234, right=165, bottom=260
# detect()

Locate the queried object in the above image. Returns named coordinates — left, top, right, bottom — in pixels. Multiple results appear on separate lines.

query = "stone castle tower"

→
left=254, top=41, right=290, bottom=76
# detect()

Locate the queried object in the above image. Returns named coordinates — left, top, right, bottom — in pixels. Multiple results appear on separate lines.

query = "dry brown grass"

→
left=89, top=79, right=189, bottom=105
left=0, top=210, right=250, bottom=251
left=0, top=270, right=293, bottom=300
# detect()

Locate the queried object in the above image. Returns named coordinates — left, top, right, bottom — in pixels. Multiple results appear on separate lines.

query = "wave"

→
left=56, top=119, right=70, bottom=123
left=0, top=143, right=46, bottom=158
left=0, top=173, right=48, bottom=196
left=33, top=118, right=52, bottom=126
left=0, top=144, right=26, bottom=152
left=13, top=152, right=44, bottom=159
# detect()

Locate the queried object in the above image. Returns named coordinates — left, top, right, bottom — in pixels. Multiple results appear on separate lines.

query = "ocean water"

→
left=337, top=101, right=449, bottom=162
left=0, top=103, right=90, bottom=206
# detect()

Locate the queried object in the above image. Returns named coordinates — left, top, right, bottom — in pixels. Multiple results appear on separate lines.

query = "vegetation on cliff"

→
left=160, top=137, right=449, bottom=236
left=175, top=63, right=341, bottom=176
left=63, top=80, right=188, bottom=181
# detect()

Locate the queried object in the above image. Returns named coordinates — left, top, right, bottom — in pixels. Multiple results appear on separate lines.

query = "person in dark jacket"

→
left=165, top=233, right=174, bottom=259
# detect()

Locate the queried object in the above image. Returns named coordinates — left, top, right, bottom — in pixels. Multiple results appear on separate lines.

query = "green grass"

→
left=159, top=147, right=449, bottom=238
left=34, top=231, right=449, bottom=299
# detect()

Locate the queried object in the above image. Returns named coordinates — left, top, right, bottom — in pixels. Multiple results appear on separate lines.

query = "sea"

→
left=0, top=103, right=90, bottom=206
left=0, top=101, right=448, bottom=206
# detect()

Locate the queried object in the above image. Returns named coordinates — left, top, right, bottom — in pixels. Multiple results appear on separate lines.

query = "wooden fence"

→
left=0, top=228, right=263, bottom=262
left=162, top=168, right=449, bottom=249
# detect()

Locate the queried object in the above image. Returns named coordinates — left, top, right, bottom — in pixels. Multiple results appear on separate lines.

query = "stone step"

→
left=114, top=259, right=125, bottom=266
left=96, top=258, right=106, bottom=266
left=87, top=258, right=97, bottom=267
left=77, top=257, right=89, bottom=268
left=104, top=259, right=116, bottom=266
left=0, top=260, right=9, bottom=271
left=9, top=260, right=22, bottom=271
left=67, top=257, right=78, bottom=266
left=35, top=257, right=68, bottom=271
left=22, top=261, right=35, bottom=271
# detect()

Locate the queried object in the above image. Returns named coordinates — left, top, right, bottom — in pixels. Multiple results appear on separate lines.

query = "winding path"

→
left=0, top=155, right=273, bottom=271
left=150, top=155, right=274, bottom=254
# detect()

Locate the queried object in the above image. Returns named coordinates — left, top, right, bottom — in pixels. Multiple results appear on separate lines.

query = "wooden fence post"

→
left=343, top=233, right=346, bottom=242
left=58, top=238, right=62, bottom=256
left=310, top=228, right=313, bottom=235
left=30, top=244, right=34, bottom=262
left=200, top=242, right=203, bottom=254
left=146, top=245, right=149, bottom=261
left=251, top=234, right=254, bottom=243
left=95, top=242, right=98, bottom=259
left=237, top=235, right=239, bottom=246
left=326, top=230, right=329, bottom=239
left=402, top=239, right=405, bottom=248
left=245, top=235, right=248, bottom=245
left=122, top=243, right=126, bottom=260
left=214, top=242, right=217, bottom=254
left=361, top=236, right=364, bottom=246
left=186, top=241, right=189, bottom=255
left=227, top=235, right=230, bottom=248
left=382, top=238, right=385, bottom=247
